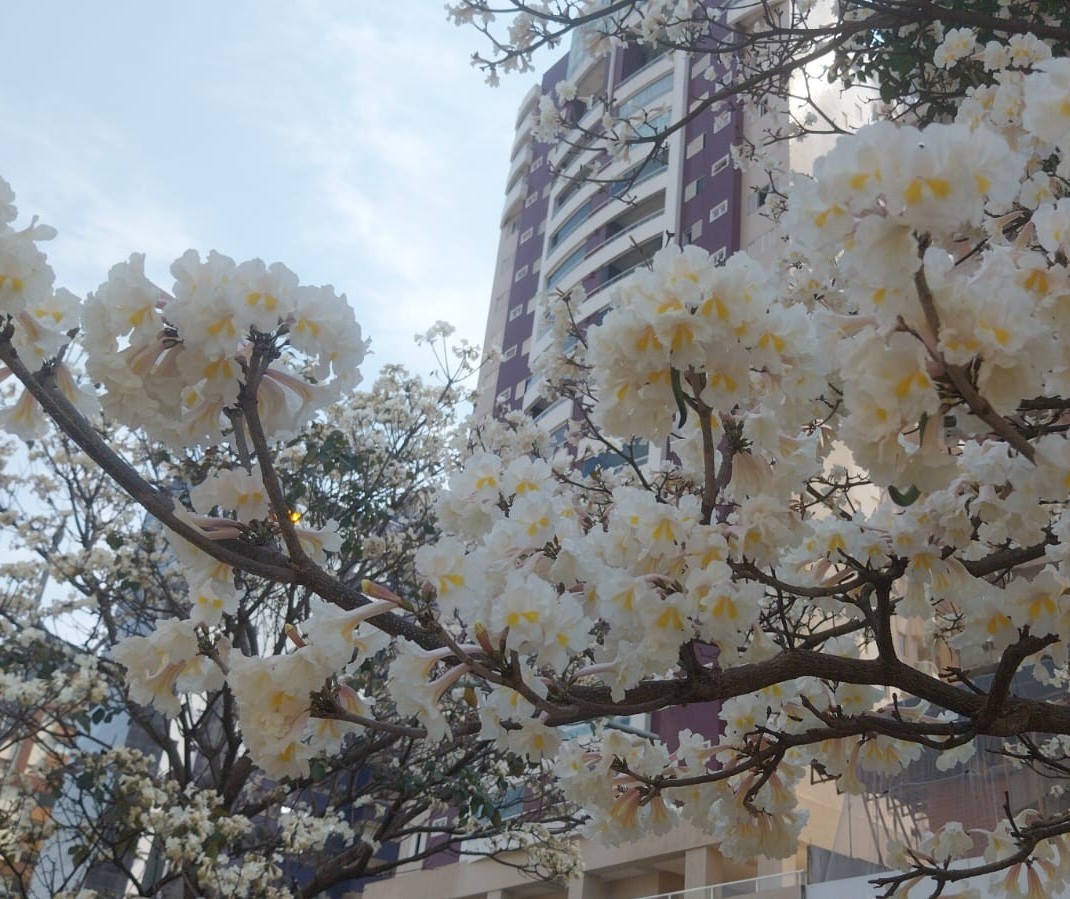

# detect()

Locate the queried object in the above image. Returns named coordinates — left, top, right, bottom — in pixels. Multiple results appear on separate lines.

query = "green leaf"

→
left=670, top=367, right=688, bottom=428
left=888, top=484, right=921, bottom=507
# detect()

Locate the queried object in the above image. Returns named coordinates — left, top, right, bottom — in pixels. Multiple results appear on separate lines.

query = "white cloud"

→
left=0, top=106, right=196, bottom=297
left=217, top=0, right=536, bottom=373
left=0, top=2, right=544, bottom=380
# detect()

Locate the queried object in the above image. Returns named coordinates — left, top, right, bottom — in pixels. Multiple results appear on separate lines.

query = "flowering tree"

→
left=11, top=17, right=1070, bottom=899
left=448, top=0, right=1070, bottom=188
left=0, top=364, right=578, bottom=897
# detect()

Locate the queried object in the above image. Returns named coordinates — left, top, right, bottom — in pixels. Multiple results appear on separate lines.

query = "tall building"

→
left=473, top=10, right=792, bottom=429
left=367, top=15, right=857, bottom=899
left=381, top=12, right=1070, bottom=899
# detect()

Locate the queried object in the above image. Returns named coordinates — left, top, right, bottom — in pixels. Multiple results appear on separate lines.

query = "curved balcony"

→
left=549, top=143, right=669, bottom=231
left=543, top=165, right=667, bottom=278
left=584, top=200, right=664, bottom=259
left=549, top=99, right=606, bottom=173
left=615, top=57, right=674, bottom=118
left=505, top=144, right=532, bottom=194
left=500, top=177, right=525, bottom=226
left=532, top=228, right=665, bottom=362
left=514, top=83, right=540, bottom=129
left=507, top=120, right=528, bottom=160
left=612, top=46, right=674, bottom=104
left=545, top=204, right=665, bottom=299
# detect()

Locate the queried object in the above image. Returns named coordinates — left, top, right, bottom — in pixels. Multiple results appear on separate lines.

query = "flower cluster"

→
left=0, top=177, right=97, bottom=437
left=17, top=24, right=1070, bottom=899
left=81, top=250, right=368, bottom=448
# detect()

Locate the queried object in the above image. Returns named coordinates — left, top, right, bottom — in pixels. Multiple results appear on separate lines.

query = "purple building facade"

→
left=474, top=27, right=760, bottom=454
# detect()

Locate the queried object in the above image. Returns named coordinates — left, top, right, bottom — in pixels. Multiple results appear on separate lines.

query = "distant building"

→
left=373, top=11, right=850, bottom=899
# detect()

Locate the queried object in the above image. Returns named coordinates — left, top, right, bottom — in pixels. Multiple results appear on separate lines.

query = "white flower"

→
left=555, top=79, right=578, bottom=102
left=933, top=28, right=977, bottom=68
left=113, top=619, right=202, bottom=717
left=190, top=465, right=272, bottom=521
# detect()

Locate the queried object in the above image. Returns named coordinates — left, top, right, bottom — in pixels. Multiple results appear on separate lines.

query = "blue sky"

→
left=0, top=1, right=541, bottom=378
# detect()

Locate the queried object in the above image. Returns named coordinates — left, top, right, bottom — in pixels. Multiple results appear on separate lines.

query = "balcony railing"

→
left=583, top=209, right=662, bottom=260
left=580, top=260, right=645, bottom=306
left=637, top=870, right=806, bottom=899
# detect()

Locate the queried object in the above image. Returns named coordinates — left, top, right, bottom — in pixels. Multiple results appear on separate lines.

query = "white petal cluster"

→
left=111, top=618, right=204, bottom=717
left=0, top=177, right=98, bottom=437
left=82, top=250, right=368, bottom=448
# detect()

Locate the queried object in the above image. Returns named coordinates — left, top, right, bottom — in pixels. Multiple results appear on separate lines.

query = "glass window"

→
left=619, top=73, right=673, bottom=118
left=710, top=199, right=729, bottom=222
left=581, top=439, right=649, bottom=475
left=546, top=245, right=587, bottom=291
left=549, top=201, right=591, bottom=251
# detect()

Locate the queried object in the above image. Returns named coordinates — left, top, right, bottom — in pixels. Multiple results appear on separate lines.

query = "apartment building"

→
left=471, top=4, right=812, bottom=424
left=371, top=12, right=862, bottom=899
left=385, top=8, right=1070, bottom=899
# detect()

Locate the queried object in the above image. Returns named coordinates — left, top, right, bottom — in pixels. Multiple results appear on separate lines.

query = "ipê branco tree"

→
left=5, top=7, right=1070, bottom=899
left=0, top=358, right=579, bottom=897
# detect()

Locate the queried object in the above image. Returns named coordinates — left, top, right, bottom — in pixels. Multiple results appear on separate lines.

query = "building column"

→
left=758, top=857, right=786, bottom=878
left=567, top=872, right=609, bottom=899
left=684, top=846, right=715, bottom=890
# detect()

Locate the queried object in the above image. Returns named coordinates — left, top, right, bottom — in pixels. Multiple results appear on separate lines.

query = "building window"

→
left=555, top=176, right=585, bottom=211
left=498, top=785, right=526, bottom=820
left=509, top=304, right=524, bottom=321
left=748, top=187, right=770, bottom=211
left=546, top=244, right=587, bottom=291
left=531, top=155, right=544, bottom=170
left=412, top=814, right=451, bottom=858
left=502, top=344, right=517, bottom=361
left=520, top=226, right=534, bottom=244
left=712, top=154, right=730, bottom=176
left=514, top=381, right=526, bottom=399
left=684, top=178, right=703, bottom=202
left=549, top=200, right=592, bottom=251
left=525, top=192, right=538, bottom=208
left=581, top=439, right=650, bottom=476
left=714, top=110, right=732, bottom=132
left=496, top=388, right=512, bottom=404
left=684, top=219, right=703, bottom=244
left=561, top=712, right=649, bottom=742
left=709, top=199, right=729, bottom=222
left=619, top=73, right=673, bottom=118
left=514, top=265, right=529, bottom=282
left=532, top=257, right=541, bottom=274
left=686, top=134, right=705, bottom=159
left=712, top=246, right=727, bottom=265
